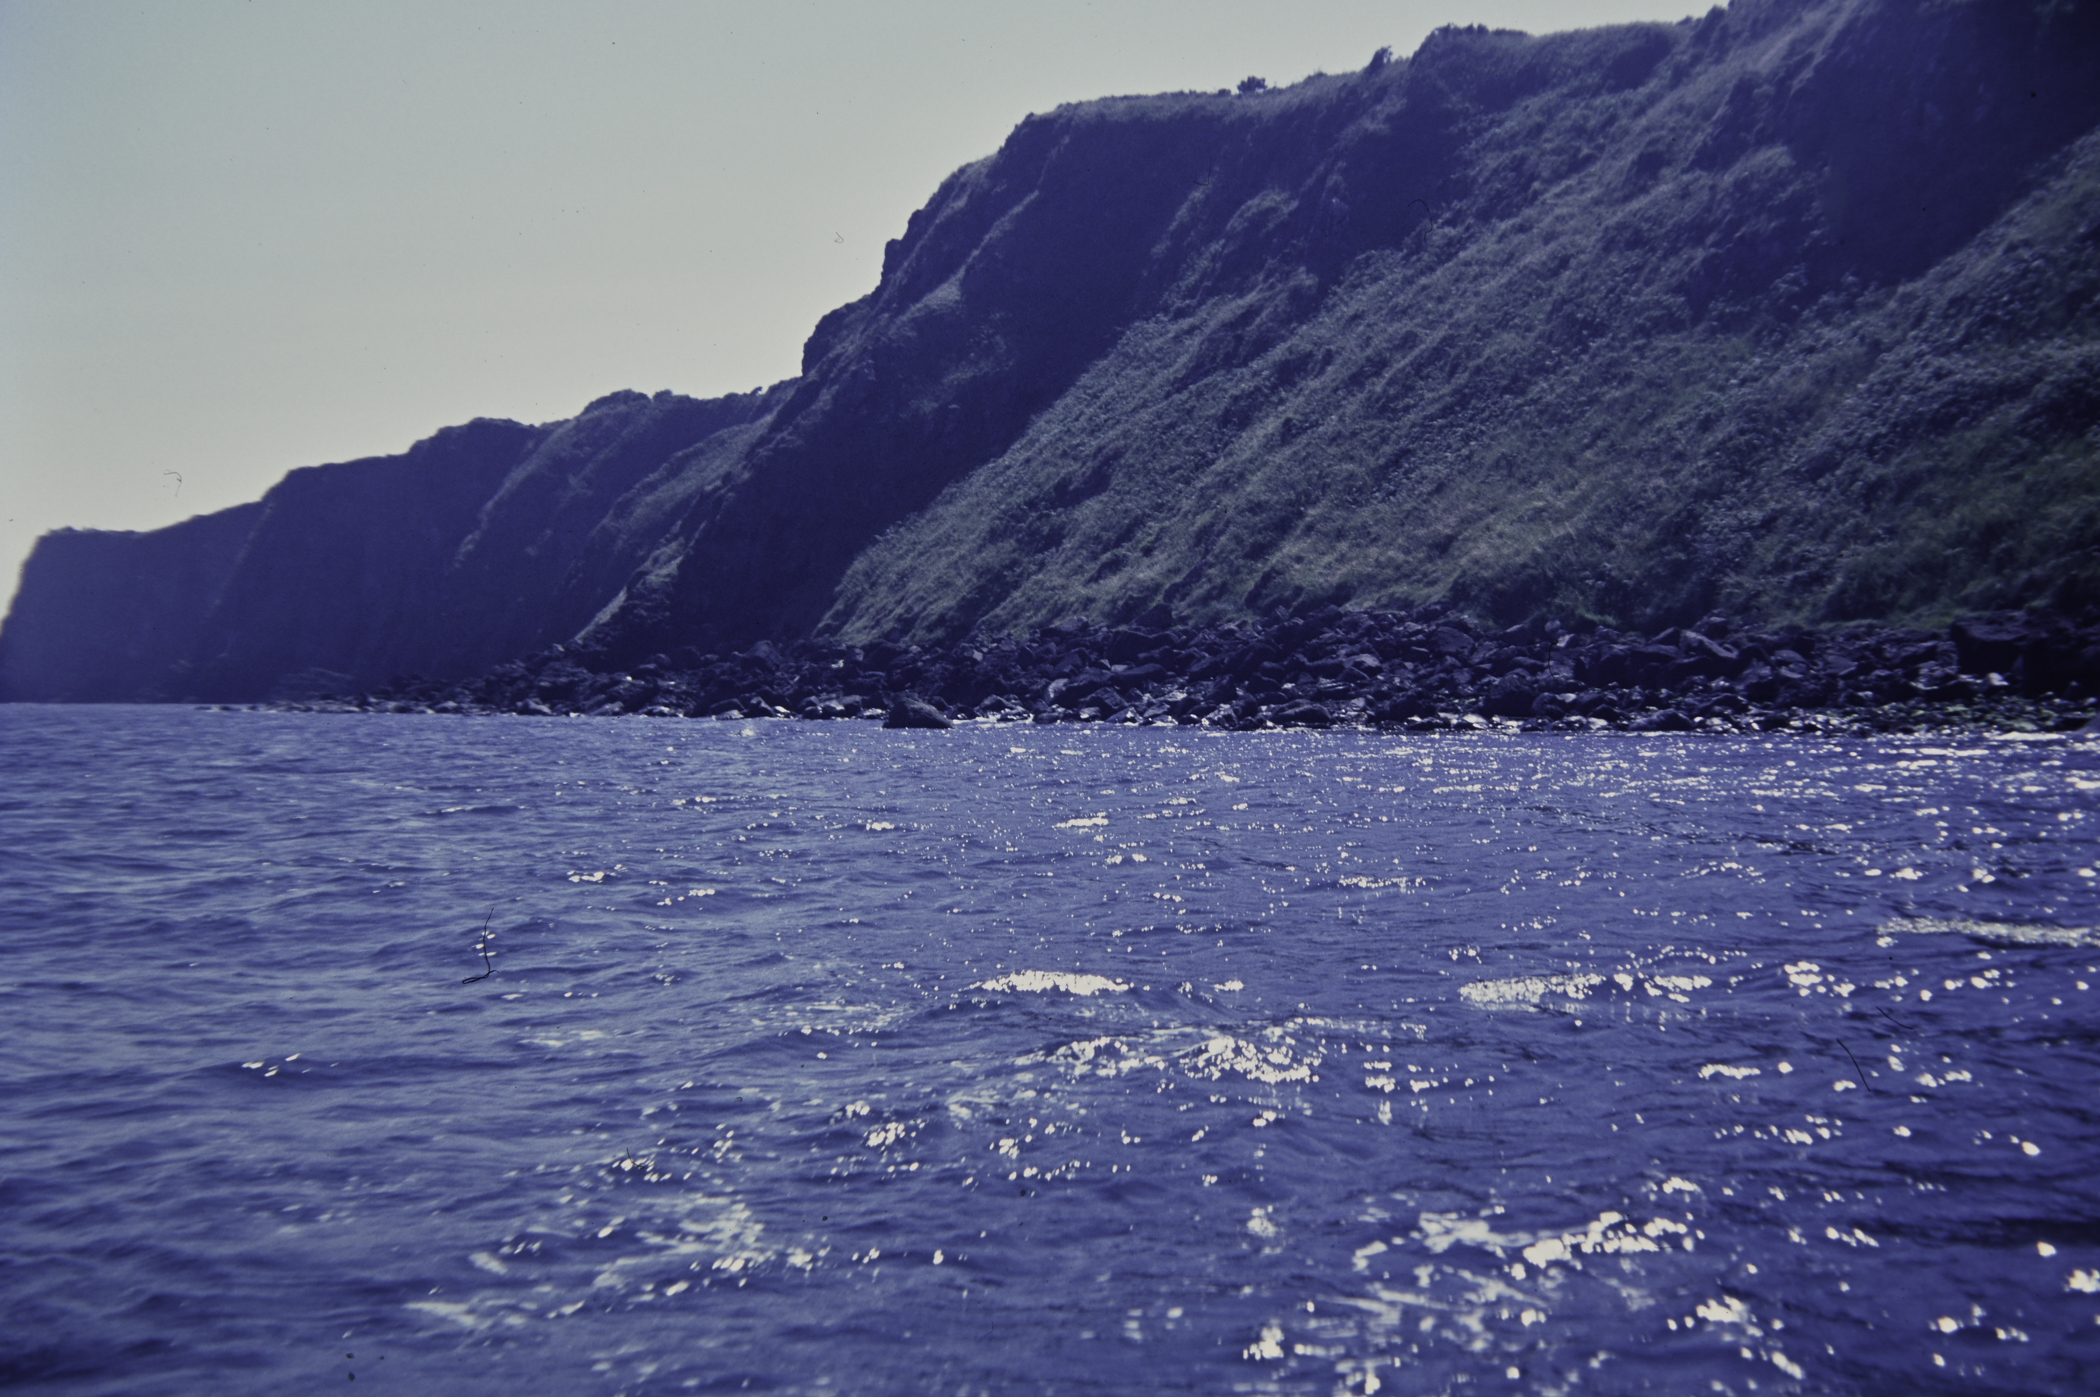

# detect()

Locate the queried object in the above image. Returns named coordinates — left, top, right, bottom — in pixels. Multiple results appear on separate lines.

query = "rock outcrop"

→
left=1, top=389, right=781, bottom=701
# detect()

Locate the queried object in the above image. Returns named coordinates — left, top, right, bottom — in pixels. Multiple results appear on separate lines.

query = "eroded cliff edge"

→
left=5, top=0, right=2097, bottom=703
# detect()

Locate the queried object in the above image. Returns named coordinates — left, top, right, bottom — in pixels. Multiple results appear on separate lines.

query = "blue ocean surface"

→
left=2, top=706, right=2097, bottom=1395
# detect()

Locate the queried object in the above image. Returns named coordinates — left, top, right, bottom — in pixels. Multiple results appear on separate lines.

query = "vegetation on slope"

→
left=808, top=1, right=2100, bottom=645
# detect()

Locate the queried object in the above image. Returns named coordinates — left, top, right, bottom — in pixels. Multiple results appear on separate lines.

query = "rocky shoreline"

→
left=244, top=605, right=2100, bottom=737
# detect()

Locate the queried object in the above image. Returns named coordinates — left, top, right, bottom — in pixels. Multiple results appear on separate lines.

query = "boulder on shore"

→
left=882, top=696, right=953, bottom=730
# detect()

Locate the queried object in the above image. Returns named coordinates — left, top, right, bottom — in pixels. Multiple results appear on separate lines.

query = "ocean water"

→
left=3, top=707, right=2098, bottom=1397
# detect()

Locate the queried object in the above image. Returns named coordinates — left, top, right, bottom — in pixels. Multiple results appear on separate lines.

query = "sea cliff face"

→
left=0, top=505, right=263, bottom=703
left=0, top=390, right=780, bottom=702
left=5, top=0, right=2097, bottom=703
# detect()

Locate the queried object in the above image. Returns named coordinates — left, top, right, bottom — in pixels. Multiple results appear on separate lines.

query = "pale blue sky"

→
left=0, top=0, right=1698, bottom=608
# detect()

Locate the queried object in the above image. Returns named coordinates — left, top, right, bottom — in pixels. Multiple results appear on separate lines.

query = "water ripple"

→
left=1, top=707, right=2095, bottom=1393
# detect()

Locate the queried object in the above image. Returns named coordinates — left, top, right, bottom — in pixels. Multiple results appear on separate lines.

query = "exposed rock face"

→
left=0, top=390, right=780, bottom=701
left=0, top=504, right=262, bottom=702
left=182, top=417, right=548, bottom=701
left=412, top=388, right=783, bottom=676
left=5, top=0, right=2098, bottom=702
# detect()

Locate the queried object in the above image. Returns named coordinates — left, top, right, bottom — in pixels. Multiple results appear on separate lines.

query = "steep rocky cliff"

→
left=0, top=504, right=263, bottom=703
left=5, top=0, right=2096, bottom=702
left=0, top=389, right=781, bottom=701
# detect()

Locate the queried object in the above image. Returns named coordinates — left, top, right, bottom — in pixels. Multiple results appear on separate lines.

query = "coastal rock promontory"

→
left=5, top=0, right=2097, bottom=704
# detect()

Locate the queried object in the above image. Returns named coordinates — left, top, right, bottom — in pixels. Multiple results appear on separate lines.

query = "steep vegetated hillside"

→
left=791, top=0, right=2100, bottom=647
left=4, top=0, right=2096, bottom=703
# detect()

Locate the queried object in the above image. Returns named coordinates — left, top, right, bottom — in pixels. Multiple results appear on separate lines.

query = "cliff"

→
left=0, top=389, right=781, bottom=701
left=5, top=0, right=2097, bottom=702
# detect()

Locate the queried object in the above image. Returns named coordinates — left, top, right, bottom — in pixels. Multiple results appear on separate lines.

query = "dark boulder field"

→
left=279, top=602, right=2100, bottom=738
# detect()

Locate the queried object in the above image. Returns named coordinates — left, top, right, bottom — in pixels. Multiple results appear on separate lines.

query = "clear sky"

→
left=0, top=0, right=1699, bottom=609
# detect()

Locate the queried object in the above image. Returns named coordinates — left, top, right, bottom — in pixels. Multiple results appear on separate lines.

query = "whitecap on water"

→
left=971, top=970, right=1130, bottom=995
left=1458, top=973, right=1604, bottom=1009
left=1182, top=1031, right=1318, bottom=1084
left=1519, top=1210, right=1692, bottom=1267
left=1320, top=1262, right=1550, bottom=1366
left=1417, top=1211, right=1529, bottom=1256
left=1365, top=1207, right=1697, bottom=1278
left=1463, top=966, right=1721, bottom=1010
left=1030, top=1034, right=1173, bottom=1078
left=404, top=1187, right=775, bottom=1336
left=1881, top=915, right=2099, bottom=948
left=1020, top=1024, right=1322, bottom=1088
left=589, top=1191, right=774, bottom=1291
